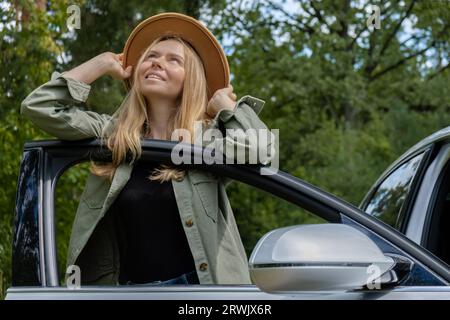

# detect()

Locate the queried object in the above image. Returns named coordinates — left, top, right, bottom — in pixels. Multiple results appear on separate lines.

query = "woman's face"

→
left=138, top=39, right=185, bottom=103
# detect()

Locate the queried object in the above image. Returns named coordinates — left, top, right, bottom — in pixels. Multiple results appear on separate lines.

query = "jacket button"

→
left=185, top=218, right=194, bottom=227
left=199, top=263, right=208, bottom=271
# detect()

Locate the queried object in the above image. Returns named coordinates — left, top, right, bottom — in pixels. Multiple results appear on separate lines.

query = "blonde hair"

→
left=89, top=35, right=212, bottom=182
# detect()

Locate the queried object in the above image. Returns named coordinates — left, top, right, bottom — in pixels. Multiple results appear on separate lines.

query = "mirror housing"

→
left=249, top=224, right=395, bottom=292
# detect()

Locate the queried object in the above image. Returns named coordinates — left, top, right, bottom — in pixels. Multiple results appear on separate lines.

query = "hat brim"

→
left=122, top=12, right=229, bottom=100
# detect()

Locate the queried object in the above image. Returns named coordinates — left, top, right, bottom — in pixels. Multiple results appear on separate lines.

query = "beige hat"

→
left=122, top=12, right=230, bottom=100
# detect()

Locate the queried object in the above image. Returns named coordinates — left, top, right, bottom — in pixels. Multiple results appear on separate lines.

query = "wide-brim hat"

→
left=122, top=12, right=230, bottom=100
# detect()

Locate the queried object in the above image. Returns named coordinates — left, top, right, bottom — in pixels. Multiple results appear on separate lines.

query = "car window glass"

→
left=365, top=153, right=424, bottom=229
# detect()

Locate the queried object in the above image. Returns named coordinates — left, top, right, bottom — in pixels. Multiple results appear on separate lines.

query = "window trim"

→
left=423, top=144, right=450, bottom=257
left=398, top=147, right=434, bottom=233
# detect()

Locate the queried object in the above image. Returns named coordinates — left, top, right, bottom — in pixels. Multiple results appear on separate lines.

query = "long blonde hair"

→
left=90, top=35, right=212, bottom=182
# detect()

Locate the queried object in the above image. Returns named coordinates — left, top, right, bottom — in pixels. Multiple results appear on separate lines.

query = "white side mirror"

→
left=249, top=224, right=395, bottom=292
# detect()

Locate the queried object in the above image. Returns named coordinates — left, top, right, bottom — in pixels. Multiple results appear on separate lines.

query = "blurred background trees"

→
left=1, top=0, right=449, bottom=297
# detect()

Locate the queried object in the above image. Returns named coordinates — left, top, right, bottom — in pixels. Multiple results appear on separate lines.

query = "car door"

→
left=6, top=139, right=450, bottom=300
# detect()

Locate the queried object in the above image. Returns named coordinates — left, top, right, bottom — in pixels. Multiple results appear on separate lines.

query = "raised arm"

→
left=20, top=52, right=132, bottom=140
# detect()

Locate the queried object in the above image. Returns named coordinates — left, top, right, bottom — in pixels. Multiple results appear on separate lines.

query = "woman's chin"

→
left=142, top=82, right=162, bottom=88
left=141, top=86, right=163, bottom=95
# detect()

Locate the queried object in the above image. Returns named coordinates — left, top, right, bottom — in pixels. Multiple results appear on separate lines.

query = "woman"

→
left=21, top=12, right=274, bottom=286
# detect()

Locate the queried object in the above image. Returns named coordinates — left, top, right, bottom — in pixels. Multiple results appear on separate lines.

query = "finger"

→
left=123, top=65, right=132, bottom=78
left=223, top=85, right=233, bottom=94
left=228, top=91, right=236, bottom=98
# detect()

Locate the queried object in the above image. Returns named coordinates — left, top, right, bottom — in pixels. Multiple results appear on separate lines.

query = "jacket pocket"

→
left=81, top=173, right=110, bottom=209
left=190, top=170, right=219, bottom=223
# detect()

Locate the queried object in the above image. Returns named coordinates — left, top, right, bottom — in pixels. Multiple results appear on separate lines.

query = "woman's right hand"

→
left=100, top=52, right=133, bottom=80
left=62, top=52, right=132, bottom=85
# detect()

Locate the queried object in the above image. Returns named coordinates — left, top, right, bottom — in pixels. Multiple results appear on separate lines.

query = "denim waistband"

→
left=183, top=270, right=200, bottom=284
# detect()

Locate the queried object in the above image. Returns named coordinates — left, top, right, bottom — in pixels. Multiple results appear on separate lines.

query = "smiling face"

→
left=138, top=39, right=186, bottom=104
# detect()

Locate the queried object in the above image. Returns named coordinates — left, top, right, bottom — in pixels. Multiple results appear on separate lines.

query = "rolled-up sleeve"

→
left=51, top=71, right=91, bottom=102
left=21, top=71, right=113, bottom=140
left=208, top=95, right=276, bottom=166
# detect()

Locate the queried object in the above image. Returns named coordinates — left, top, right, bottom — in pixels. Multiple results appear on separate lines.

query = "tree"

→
left=0, top=0, right=227, bottom=297
left=1, top=0, right=449, bottom=296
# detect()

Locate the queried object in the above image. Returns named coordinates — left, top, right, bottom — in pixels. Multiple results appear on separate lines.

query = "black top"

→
left=113, top=160, right=196, bottom=284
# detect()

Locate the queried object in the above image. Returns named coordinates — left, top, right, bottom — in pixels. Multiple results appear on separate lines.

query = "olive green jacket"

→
left=20, top=71, right=274, bottom=285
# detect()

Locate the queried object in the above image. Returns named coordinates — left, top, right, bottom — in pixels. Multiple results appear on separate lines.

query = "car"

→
left=5, top=137, right=450, bottom=300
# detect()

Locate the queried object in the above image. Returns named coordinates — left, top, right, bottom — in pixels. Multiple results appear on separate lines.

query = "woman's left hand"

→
left=207, top=84, right=238, bottom=117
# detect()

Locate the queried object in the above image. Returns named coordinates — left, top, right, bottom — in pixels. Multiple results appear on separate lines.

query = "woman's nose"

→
left=151, top=57, right=164, bottom=69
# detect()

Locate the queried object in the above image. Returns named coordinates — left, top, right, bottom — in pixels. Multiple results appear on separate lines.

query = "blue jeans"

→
left=125, top=270, right=199, bottom=286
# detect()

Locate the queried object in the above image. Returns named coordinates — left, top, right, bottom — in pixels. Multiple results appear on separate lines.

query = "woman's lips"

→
left=144, top=73, right=165, bottom=80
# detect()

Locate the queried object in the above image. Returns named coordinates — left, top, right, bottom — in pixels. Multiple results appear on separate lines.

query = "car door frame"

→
left=408, top=142, right=450, bottom=254
left=7, top=139, right=450, bottom=300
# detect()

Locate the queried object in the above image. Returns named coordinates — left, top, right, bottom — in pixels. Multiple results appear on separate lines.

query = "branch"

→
left=300, top=2, right=316, bottom=19
left=398, top=34, right=427, bottom=47
left=336, top=0, right=351, bottom=38
left=272, top=96, right=297, bottom=110
left=428, top=63, right=450, bottom=80
left=379, top=0, right=417, bottom=57
left=371, top=22, right=448, bottom=81
left=370, top=42, right=435, bottom=81
left=309, top=1, right=335, bottom=33
left=266, top=1, right=315, bottom=35
left=348, top=26, right=368, bottom=49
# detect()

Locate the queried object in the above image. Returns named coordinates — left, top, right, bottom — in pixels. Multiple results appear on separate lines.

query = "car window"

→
left=364, top=152, right=425, bottom=229
left=55, top=162, right=325, bottom=286
left=54, top=162, right=89, bottom=286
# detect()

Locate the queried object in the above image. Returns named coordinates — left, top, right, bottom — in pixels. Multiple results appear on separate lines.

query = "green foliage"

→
left=1, top=0, right=449, bottom=296
left=228, top=182, right=324, bottom=256
left=54, top=163, right=90, bottom=286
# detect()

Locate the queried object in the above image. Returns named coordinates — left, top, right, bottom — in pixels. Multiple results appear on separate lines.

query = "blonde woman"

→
left=21, top=13, right=274, bottom=286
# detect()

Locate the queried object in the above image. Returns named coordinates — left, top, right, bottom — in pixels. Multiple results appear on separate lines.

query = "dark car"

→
left=5, top=138, right=450, bottom=299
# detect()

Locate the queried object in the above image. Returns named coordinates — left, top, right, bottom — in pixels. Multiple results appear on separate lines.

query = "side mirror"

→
left=249, top=224, right=395, bottom=292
